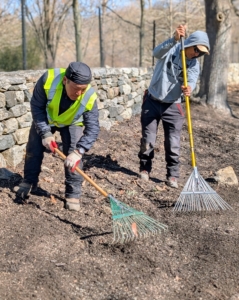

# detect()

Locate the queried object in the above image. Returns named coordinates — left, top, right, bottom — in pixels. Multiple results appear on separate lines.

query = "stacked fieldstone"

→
left=0, top=67, right=153, bottom=168
left=92, top=67, right=152, bottom=130
left=0, top=64, right=238, bottom=168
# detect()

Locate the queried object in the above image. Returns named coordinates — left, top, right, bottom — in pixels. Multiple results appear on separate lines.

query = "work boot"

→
left=166, top=177, right=178, bottom=189
left=65, top=198, right=80, bottom=211
left=13, top=182, right=38, bottom=199
left=139, top=170, right=149, bottom=181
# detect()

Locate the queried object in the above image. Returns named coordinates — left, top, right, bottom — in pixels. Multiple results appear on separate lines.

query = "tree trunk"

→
left=169, top=0, right=173, bottom=37
left=73, top=0, right=82, bottom=62
left=44, top=0, right=55, bottom=68
left=139, top=0, right=145, bottom=67
left=199, top=0, right=232, bottom=112
left=185, top=0, right=188, bottom=31
left=100, top=0, right=107, bottom=67
left=21, top=0, right=27, bottom=70
left=98, top=6, right=104, bottom=67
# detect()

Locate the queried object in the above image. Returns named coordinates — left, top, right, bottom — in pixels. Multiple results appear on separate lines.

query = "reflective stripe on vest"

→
left=73, top=86, right=96, bottom=124
left=44, top=68, right=97, bottom=127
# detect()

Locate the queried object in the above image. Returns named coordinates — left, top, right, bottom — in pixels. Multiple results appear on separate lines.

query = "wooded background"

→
left=0, top=0, right=239, bottom=112
left=0, top=0, right=238, bottom=70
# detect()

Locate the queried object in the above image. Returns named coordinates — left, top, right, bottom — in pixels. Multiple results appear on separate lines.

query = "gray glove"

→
left=13, top=182, right=36, bottom=199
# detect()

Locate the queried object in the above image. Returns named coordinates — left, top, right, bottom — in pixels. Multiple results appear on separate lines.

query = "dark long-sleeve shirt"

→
left=30, top=71, right=99, bottom=152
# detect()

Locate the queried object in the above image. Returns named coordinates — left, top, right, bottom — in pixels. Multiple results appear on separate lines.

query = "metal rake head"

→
left=109, top=195, right=168, bottom=244
left=173, top=168, right=232, bottom=212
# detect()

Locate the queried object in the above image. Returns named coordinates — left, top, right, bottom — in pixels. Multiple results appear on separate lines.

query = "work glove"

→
left=13, top=182, right=37, bottom=199
left=64, top=150, right=82, bottom=172
left=42, top=134, right=58, bottom=153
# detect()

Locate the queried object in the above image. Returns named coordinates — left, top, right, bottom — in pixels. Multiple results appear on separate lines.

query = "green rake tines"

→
left=54, top=148, right=168, bottom=244
left=110, top=195, right=168, bottom=244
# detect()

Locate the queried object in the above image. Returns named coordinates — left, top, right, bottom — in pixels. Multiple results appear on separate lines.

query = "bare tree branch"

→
left=26, top=0, right=72, bottom=68
left=25, top=6, right=44, bottom=51
left=105, top=5, right=140, bottom=28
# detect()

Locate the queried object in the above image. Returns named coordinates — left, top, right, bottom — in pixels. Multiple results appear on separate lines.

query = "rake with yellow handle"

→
left=173, top=37, right=232, bottom=212
left=54, top=148, right=168, bottom=243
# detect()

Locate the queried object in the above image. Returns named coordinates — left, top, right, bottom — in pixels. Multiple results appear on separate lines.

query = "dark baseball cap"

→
left=65, top=62, right=92, bottom=84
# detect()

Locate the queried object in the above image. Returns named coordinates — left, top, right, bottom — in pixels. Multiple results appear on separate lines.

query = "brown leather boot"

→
left=65, top=198, right=80, bottom=211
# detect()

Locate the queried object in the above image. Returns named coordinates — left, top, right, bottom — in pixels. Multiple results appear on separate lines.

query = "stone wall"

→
left=0, top=64, right=238, bottom=168
left=228, top=63, right=239, bottom=85
left=0, top=67, right=153, bottom=168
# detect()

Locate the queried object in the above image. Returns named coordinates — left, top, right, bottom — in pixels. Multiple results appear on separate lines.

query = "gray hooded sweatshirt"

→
left=148, top=31, right=210, bottom=103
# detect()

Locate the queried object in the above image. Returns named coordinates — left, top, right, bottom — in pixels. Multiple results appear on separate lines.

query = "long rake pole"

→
left=181, top=37, right=196, bottom=168
left=54, top=148, right=168, bottom=242
left=54, top=148, right=108, bottom=198
left=173, top=37, right=232, bottom=212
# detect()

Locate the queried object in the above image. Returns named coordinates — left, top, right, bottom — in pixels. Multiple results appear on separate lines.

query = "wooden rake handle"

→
left=54, top=148, right=108, bottom=198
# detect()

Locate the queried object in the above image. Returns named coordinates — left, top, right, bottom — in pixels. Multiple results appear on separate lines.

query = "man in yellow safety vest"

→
left=14, top=62, right=99, bottom=211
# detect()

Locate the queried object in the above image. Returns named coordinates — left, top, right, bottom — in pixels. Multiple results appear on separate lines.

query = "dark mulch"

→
left=0, top=87, right=239, bottom=300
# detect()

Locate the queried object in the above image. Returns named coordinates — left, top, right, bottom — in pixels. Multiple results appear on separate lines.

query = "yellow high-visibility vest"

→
left=43, top=68, right=97, bottom=127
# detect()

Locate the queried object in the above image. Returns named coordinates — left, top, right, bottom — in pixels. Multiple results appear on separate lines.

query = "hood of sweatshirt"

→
left=184, top=31, right=210, bottom=53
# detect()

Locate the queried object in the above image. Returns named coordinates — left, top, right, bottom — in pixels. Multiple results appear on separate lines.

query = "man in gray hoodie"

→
left=138, top=24, right=210, bottom=188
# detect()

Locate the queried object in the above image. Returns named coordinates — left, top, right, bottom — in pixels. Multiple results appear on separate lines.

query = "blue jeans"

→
left=139, top=93, right=185, bottom=178
left=24, top=124, right=83, bottom=198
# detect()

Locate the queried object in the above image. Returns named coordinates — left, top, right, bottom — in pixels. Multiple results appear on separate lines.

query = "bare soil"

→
left=0, top=87, right=239, bottom=300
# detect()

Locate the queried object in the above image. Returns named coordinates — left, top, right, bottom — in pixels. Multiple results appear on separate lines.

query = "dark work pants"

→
left=24, top=124, right=84, bottom=199
left=138, top=94, right=185, bottom=178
